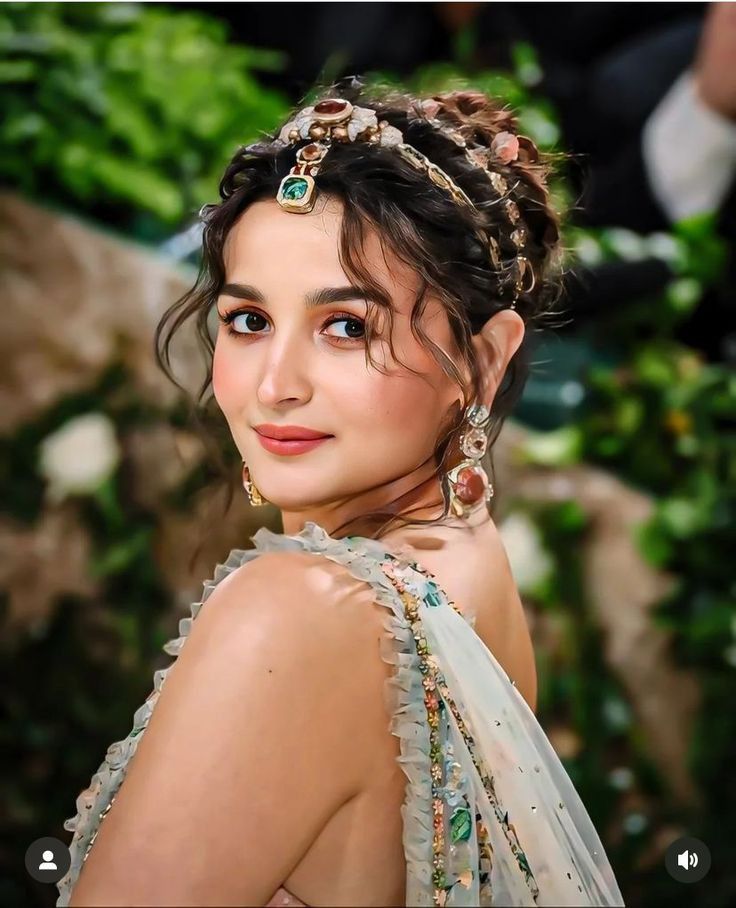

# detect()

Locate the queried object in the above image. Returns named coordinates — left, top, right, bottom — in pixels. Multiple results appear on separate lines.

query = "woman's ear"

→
left=470, top=310, right=525, bottom=409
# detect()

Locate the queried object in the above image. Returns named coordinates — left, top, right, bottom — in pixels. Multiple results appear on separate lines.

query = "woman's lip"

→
left=254, top=425, right=331, bottom=440
left=256, top=434, right=332, bottom=456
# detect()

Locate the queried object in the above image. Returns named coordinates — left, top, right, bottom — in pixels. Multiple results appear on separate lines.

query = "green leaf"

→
left=634, top=518, right=674, bottom=567
left=666, top=278, right=702, bottom=314
left=658, top=497, right=703, bottom=539
left=520, top=425, right=584, bottom=466
left=673, top=211, right=719, bottom=241
left=511, top=41, right=544, bottom=86
left=90, top=528, right=152, bottom=579
left=0, top=58, right=36, bottom=82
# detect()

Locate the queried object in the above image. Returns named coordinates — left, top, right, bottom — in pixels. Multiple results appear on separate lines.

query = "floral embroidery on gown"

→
left=56, top=521, right=625, bottom=907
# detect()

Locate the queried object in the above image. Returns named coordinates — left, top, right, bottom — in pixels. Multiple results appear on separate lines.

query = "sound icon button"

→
left=665, top=836, right=711, bottom=883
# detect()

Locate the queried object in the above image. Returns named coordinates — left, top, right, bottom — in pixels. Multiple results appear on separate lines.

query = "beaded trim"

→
left=379, top=554, right=540, bottom=906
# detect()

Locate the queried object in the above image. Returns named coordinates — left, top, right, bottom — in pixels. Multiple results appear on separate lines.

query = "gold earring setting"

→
left=242, top=462, right=267, bottom=507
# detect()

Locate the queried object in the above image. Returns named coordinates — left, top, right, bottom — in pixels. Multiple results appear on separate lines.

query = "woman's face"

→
left=212, top=195, right=465, bottom=526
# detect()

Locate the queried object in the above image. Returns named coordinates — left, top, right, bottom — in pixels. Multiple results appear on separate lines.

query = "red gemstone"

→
left=455, top=467, right=486, bottom=504
left=301, top=143, right=323, bottom=160
left=314, top=99, right=347, bottom=115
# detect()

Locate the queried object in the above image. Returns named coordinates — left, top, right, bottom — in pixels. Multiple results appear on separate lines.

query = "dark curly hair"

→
left=155, top=75, right=569, bottom=541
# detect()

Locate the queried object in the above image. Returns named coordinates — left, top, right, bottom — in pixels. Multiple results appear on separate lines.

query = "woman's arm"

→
left=69, top=550, right=378, bottom=907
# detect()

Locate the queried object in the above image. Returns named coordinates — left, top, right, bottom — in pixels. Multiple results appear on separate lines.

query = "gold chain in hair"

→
left=261, top=97, right=535, bottom=308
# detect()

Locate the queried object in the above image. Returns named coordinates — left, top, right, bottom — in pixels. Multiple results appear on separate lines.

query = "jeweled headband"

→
left=263, top=96, right=536, bottom=309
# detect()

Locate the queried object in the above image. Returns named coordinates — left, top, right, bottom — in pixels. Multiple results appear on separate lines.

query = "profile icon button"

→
left=25, top=836, right=71, bottom=884
left=664, top=835, right=711, bottom=883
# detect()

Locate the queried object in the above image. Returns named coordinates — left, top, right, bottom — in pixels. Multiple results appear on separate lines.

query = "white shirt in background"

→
left=642, top=68, right=736, bottom=223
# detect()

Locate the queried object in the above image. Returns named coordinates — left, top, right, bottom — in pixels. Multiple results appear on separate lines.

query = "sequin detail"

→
left=378, top=555, right=540, bottom=906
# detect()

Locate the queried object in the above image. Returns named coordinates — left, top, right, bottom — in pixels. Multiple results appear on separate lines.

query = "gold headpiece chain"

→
left=264, top=97, right=536, bottom=309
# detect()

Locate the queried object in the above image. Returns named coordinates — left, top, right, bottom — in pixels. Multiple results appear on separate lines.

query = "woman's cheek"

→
left=358, top=386, right=429, bottom=448
left=387, top=379, right=436, bottom=426
left=212, top=343, right=242, bottom=410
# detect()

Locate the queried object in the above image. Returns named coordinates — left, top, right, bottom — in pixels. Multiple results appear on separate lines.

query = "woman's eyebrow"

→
left=220, top=283, right=369, bottom=309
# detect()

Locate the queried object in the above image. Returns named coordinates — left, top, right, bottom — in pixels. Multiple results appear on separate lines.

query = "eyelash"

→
left=218, top=308, right=366, bottom=345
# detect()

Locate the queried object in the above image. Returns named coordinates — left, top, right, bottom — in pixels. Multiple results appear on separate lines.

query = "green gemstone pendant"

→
left=277, top=173, right=316, bottom=212
left=282, top=177, right=308, bottom=200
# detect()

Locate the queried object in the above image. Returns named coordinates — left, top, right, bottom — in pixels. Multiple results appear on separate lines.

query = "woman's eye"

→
left=324, top=316, right=365, bottom=341
left=224, top=311, right=269, bottom=335
left=219, top=309, right=365, bottom=344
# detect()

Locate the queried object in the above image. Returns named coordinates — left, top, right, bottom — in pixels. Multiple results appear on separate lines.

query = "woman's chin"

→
left=253, top=485, right=335, bottom=511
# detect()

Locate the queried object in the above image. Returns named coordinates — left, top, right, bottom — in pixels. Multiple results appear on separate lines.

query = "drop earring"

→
left=446, top=403, right=494, bottom=518
left=242, top=462, right=267, bottom=507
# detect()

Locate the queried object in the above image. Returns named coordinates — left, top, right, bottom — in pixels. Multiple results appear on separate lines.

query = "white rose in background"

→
left=498, top=510, right=554, bottom=596
left=37, top=412, right=121, bottom=504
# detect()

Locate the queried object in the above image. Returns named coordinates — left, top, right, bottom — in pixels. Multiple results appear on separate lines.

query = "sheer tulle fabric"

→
left=420, top=590, right=623, bottom=905
left=56, top=521, right=624, bottom=907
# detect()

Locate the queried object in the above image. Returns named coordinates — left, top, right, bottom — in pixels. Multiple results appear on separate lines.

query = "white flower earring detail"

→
left=446, top=403, right=494, bottom=517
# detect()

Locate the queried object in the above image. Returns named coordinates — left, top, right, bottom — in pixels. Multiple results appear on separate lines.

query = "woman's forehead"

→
left=223, top=198, right=428, bottom=316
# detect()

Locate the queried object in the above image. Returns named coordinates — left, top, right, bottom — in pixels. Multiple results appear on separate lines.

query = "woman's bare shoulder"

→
left=219, top=547, right=385, bottom=633
left=69, top=548, right=384, bottom=906
left=73, top=552, right=394, bottom=906
left=212, top=547, right=394, bottom=732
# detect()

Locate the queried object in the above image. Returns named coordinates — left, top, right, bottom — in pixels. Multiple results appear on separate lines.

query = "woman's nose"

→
left=256, top=333, right=312, bottom=407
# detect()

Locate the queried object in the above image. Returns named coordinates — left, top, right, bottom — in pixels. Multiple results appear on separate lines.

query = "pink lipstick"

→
left=254, top=424, right=333, bottom=456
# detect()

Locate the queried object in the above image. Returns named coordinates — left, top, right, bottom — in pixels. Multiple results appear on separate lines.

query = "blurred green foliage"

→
left=0, top=1, right=290, bottom=240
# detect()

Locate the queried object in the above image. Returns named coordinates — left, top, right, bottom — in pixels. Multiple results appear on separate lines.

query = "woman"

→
left=57, top=77, right=624, bottom=907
